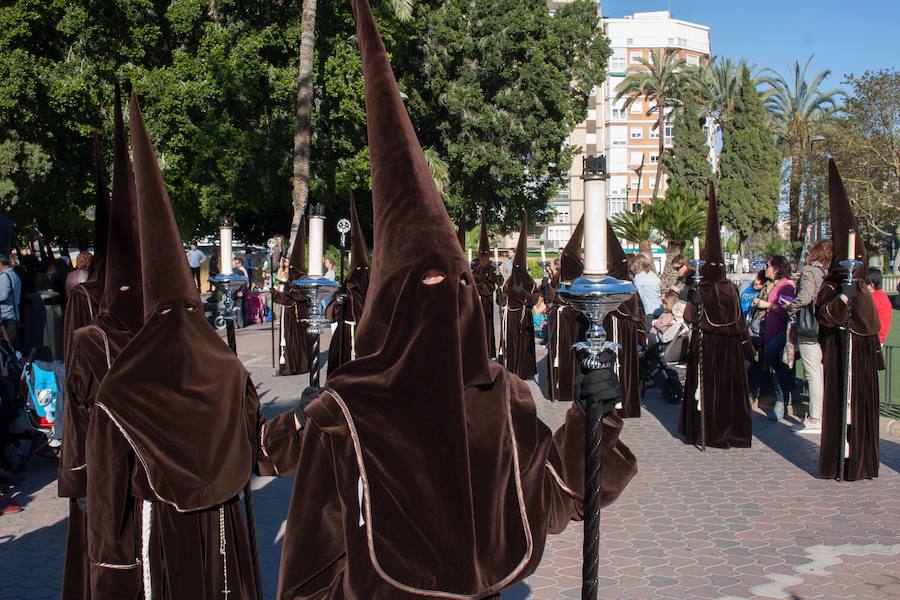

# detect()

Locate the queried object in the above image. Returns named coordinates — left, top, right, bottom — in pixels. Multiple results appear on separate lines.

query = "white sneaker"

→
left=798, top=419, right=821, bottom=433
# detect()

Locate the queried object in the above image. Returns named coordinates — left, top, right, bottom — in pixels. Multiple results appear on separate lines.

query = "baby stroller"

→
left=2, top=348, right=57, bottom=474
left=639, top=319, right=690, bottom=404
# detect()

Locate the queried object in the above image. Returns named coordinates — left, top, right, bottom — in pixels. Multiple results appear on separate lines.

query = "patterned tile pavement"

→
left=2, top=323, right=899, bottom=599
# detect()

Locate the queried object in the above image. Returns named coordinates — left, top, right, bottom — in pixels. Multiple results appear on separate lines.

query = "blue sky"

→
left=601, top=0, right=898, bottom=89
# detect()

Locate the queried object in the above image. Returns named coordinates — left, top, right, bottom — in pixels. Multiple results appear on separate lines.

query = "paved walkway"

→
left=2, top=323, right=899, bottom=599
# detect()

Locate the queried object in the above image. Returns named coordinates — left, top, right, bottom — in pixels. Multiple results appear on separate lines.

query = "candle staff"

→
left=815, top=160, right=881, bottom=481
left=558, top=154, right=636, bottom=599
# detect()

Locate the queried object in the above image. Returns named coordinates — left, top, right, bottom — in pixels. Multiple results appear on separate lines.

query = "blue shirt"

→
left=633, top=270, right=662, bottom=316
left=186, top=249, right=206, bottom=268
left=0, top=267, right=21, bottom=321
left=739, top=282, right=758, bottom=317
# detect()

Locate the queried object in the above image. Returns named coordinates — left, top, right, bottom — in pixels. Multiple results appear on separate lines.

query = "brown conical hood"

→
left=87, top=132, right=110, bottom=284
left=559, top=215, right=584, bottom=282
left=456, top=212, right=467, bottom=250
left=477, top=208, right=490, bottom=257
left=513, top=214, right=528, bottom=270
left=701, top=182, right=725, bottom=281
left=827, top=159, right=866, bottom=278
left=349, top=197, right=368, bottom=269
left=288, top=215, right=307, bottom=281
left=99, top=94, right=143, bottom=331
left=130, top=93, right=197, bottom=317
left=607, top=221, right=629, bottom=280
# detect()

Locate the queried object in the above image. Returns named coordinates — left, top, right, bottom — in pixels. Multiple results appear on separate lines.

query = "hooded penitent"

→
left=73, top=94, right=273, bottom=600
left=501, top=215, right=539, bottom=379
left=679, top=183, right=753, bottom=449
left=276, top=2, right=636, bottom=597
left=277, top=216, right=311, bottom=375
left=62, top=132, right=112, bottom=361
left=816, top=160, right=881, bottom=480
left=548, top=216, right=587, bottom=402
left=59, top=95, right=140, bottom=600
left=603, top=223, right=647, bottom=418
left=472, top=208, right=500, bottom=358
left=326, top=197, right=370, bottom=372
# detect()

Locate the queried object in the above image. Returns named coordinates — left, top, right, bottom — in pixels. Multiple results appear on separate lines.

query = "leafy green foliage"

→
left=717, top=69, right=780, bottom=251
left=661, top=93, right=711, bottom=200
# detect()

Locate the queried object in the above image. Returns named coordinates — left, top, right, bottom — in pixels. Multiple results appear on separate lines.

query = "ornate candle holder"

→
left=558, top=275, right=636, bottom=367
left=293, top=276, right=339, bottom=390
left=211, top=271, right=249, bottom=351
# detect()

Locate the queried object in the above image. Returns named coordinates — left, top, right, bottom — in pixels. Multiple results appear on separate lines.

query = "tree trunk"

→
left=290, top=0, right=318, bottom=249
left=639, top=239, right=653, bottom=263
left=787, top=149, right=803, bottom=262
left=660, top=241, right=685, bottom=293
left=651, top=96, right=666, bottom=200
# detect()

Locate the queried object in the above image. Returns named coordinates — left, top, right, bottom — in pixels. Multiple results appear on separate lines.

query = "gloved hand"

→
left=574, top=349, right=620, bottom=416
left=841, top=281, right=858, bottom=302
left=294, top=386, right=320, bottom=428
left=688, top=287, right=702, bottom=306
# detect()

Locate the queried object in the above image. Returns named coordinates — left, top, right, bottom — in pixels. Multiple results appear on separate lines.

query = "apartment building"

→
left=538, top=6, right=711, bottom=250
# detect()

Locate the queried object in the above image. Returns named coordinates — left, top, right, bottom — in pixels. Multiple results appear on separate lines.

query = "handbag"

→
left=797, top=303, right=818, bottom=338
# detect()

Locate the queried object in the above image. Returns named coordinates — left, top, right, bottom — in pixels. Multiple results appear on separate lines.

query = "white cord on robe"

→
left=141, top=500, right=153, bottom=600
left=279, top=305, right=286, bottom=365
left=844, top=334, right=853, bottom=459
left=348, top=321, right=357, bottom=360
left=219, top=505, right=230, bottom=597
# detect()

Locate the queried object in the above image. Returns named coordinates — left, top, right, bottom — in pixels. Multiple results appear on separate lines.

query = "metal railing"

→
left=883, top=344, right=898, bottom=410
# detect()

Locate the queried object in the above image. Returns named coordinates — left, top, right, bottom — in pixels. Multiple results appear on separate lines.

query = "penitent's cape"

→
left=276, top=2, right=636, bottom=598
left=816, top=160, right=881, bottom=480
left=679, top=183, right=753, bottom=449
left=277, top=215, right=312, bottom=375
left=500, top=215, right=538, bottom=380
left=547, top=217, right=586, bottom=402
left=472, top=209, right=501, bottom=358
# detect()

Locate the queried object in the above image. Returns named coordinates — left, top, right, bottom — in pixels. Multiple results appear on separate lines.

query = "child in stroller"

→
left=639, top=291, right=690, bottom=404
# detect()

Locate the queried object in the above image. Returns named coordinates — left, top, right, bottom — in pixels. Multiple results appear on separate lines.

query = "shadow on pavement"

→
left=0, top=518, right=67, bottom=600
left=3, top=453, right=58, bottom=511
left=880, top=437, right=900, bottom=475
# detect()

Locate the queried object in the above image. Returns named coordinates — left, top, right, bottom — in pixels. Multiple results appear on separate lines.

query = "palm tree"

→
left=760, top=56, right=843, bottom=257
left=648, top=184, right=706, bottom=290
left=609, top=209, right=657, bottom=260
left=615, top=48, right=687, bottom=199
left=290, top=0, right=413, bottom=246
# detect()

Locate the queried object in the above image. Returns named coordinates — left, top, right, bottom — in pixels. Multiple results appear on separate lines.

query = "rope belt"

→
left=141, top=500, right=153, bottom=600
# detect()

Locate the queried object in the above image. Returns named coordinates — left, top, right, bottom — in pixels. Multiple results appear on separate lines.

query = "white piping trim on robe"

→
left=142, top=500, right=153, bottom=600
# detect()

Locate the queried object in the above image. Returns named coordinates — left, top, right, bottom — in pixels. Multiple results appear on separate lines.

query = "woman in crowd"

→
left=754, top=255, right=795, bottom=421
left=670, top=254, right=696, bottom=301
left=787, top=240, right=831, bottom=431
left=744, top=269, right=769, bottom=407
left=64, top=251, right=92, bottom=296
left=631, top=253, right=662, bottom=323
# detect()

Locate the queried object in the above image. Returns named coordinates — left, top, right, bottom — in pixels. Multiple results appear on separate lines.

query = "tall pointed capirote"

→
left=701, top=182, right=726, bottom=281
left=129, top=94, right=197, bottom=317
left=87, top=132, right=110, bottom=284
left=827, top=159, right=867, bottom=277
left=349, top=197, right=368, bottom=269
left=607, top=221, right=630, bottom=281
left=559, top=215, right=585, bottom=282
left=513, top=214, right=528, bottom=270
left=99, top=93, right=142, bottom=329
left=478, top=208, right=490, bottom=257
left=288, top=215, right=307, bottom=281
left=456, top=212, right=467, bottom=250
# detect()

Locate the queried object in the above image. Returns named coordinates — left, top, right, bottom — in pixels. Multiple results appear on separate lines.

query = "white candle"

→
left=220, top=223, right=233, bottom=275
left=494, top=247, right=499, bottom=263
left=308, top=216, right=325, bottom=277
left=693, top=236, right=700, bottom=261
left=847, top=230, right=856, bottom=261
left=540, top=243, right=547, bottom=264
left=582, top=175, right=608, bottom=276
left=468, top=247, right=473, bottom=262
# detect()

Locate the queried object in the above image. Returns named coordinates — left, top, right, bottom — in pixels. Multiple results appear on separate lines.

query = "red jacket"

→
left=872, top=288, right=892, bottom=344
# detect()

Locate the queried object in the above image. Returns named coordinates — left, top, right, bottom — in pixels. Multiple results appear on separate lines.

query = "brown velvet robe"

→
left=63, top=282, right=101, bottom=363
left=277, top=364, right=636, bottom=599
left=276, top=288, right=311, bottom=376
left=678, top=280, right=754, bottom=448
left=604, top=295, right=648, bottom=419
left=473, top=258, right=501, bottom=359
left=816, top=280, right=881, bottom=480
left=500, top=279, right=538, bottom=380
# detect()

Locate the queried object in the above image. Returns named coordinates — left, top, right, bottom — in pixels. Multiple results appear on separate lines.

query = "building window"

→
left=556, top=182, right=570, bottom=200
left=649, top=153, right=659, bottom=164
left=630, top=127, right=643, bottom=139
left=686, top=55, right=700, bottom=66
left=553, top=205, right=570, bottom=224
left=630, top=101, right=643, bottom=114
left=585, top=133, right=597, bottom=145
left=629, top=151, right=643, bottom=165
left=587, top=108, right=596, bottom=121
left=631, top=176, right=640, bottom=188
left=609, top=196, right=627, bottom=215
left=626, top=38, right=634, bottom=45
left=589, top=86, right=597, bottom=97
left=629, top=51, right=642, bottom=64
left=664, top=121, right=674, bottom=147
left=548, top=8, right=556, bottom=16
left=609, top=56, right=626, bottom=72
left=649, top=127, right=659, bottom=139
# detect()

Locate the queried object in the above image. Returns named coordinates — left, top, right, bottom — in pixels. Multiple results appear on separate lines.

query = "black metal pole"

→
left=270, top=251, right=276, bottom=368
left=309, top=331, right=321, bottom=390
left=582, top=396, right=604, bottom=600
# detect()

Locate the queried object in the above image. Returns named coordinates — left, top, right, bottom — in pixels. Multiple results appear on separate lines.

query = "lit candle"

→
left=582, top=174, right=608, bottom=276
left=468, top=247, right=472, bottom=262
left=494, top=247, right=499, bottom=263
left=540, top=243, right=547, bottom=264
left=693, top=236, right=700, bottom=260
left=220, top=218, right=233, bottom=275
left=308, top=216, right=325, bottom=277
left=847, top=230, right=856, bottom=262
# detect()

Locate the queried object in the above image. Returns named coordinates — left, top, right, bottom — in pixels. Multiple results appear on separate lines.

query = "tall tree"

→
left=660, top=93, right=711, bottom=200
left=290, top=0, right=412, bottom=247
left=420, top=0, right=610, bottom=231
left=609, top=209, right=657, bottom=259
left=615, top=48, right=686, bottom=199
left=761, top=56, right=843, bottom=258
left=648, top=183, right=706, bottom=290
left=717, top=69, right=781, bottom=267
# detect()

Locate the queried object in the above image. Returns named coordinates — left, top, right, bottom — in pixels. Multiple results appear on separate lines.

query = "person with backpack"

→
left=0, top=254, right=22, bottom=351
left=788, top=240, right=832, bottom=432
